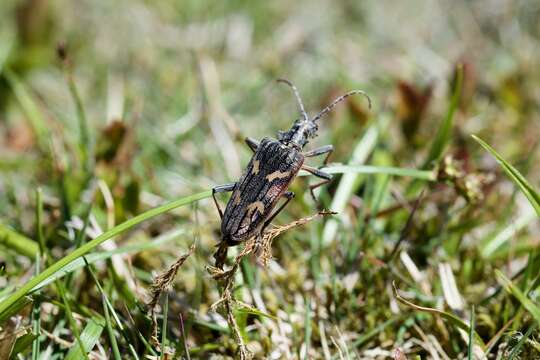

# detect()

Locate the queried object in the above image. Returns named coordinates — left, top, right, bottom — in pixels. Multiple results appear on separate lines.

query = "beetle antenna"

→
left=311, top=90, right=372, bottom=123
left=277, top=78, right=309, bottom=122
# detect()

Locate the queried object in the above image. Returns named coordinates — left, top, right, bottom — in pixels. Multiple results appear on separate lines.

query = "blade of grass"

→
left=482, top=208, right=537, bottom=258
left=472, top=135, right=540, bottom=216
left=0, top=190, right=211, bottom=317
left=299, top=164, right=435, bottom=181
left=3, top=68, right=50, bottom=151
left=0, top=296, right=32, bottom=324
left=192, top=318, right=229, bottom=333
left=495, top=270, right=540, bottom=322
left=353, top=316, right=402, bottom=348
left=65, top=67, right=92, bottom=173
left=102, top=294, right=122, bottom=360
left=160, top=295, right=169, bottom=360
left=84, top=258, right=121, bottom=360
left=0, top=223, right=39, bottom=259
left=179, top=313, right=191, bottom=360
left=135, top=328, right=154, bottom=358
left=55, top=279, right=89, bottom=360
left=103, top=282, right=142, bottom=360
left=0, top=35, right=12, bottom=74
left=322, top=114, right=390, bottom=246
left=35, top=188, right=46, bottom=254
left=63, top=202, right=93, bottom=289
left=65, top=316, right=105, bottom=360
left=393, top=282, right=486, bottom=349
left=485, top=318, right=515, bottom=354
left=235, top=303, right=277, bottom=321
left=31, top=255, right=41, bottom=360
left=467, top=306, right=475, bottom=360
left=303, top=297, right=312, bottom=360
left=423, top=64, right=463, bottom=168
left=10, top=332, right=38, bottom=358
left=508, top=322, right=537, bottom=360
left=331, top=315, right=403, bottom=359
left=30, top=228, right=184, bottom=292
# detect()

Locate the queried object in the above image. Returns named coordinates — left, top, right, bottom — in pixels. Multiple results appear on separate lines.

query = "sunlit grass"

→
left=1, top=0, right=540, bottom=358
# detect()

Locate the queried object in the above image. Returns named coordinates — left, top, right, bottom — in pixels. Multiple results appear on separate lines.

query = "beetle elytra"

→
left=212, top=79, right=371, bottom=266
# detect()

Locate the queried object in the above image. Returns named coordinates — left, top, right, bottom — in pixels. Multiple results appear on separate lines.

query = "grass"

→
left=1, top=0, right=540, bottom=358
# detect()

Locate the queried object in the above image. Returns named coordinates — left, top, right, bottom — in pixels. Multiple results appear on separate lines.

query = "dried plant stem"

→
left=147, top=244, right=196, bottom=348
left=209, top=211, right=335, bottom=359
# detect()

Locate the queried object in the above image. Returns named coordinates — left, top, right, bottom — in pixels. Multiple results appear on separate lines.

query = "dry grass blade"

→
left=392, top=282, right=486, bottom=350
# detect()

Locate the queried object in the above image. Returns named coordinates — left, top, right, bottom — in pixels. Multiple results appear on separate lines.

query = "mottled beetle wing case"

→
left=221, top=137, right=304, bottom=244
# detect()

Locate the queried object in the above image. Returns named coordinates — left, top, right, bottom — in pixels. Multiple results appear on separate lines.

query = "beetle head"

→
left=278, top=119, right=318, bottom=148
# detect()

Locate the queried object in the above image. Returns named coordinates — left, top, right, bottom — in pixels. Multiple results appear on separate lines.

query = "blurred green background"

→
left=1, top=0, right=540, bottom=359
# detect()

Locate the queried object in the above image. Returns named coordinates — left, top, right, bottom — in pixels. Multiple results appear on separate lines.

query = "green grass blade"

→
left=495, top=270, right=540, bottom=322
left=0, top=296, right=32, bottom=324
left=102, top=295, right=121, bottom=360
left=350, top=316, right=402, bottom=349
left=0, top=35, right=13, bottom=75
left=299, top=164, right=435, bottom=181
left=481, top=208, right=537, bottom=258
left=0, top=223, right=39, bottom=259
left=160, top=295, right=169, bottom=360
left=56, top=279, right=89, bottom=360
left=322, top=115, right=390, bottom=246
left=10, top=332, right=38, bottom=358
left=235, top=302, right=277, bottom=321
left=508, top=322, right=537, bottom=360
left=3, top=69, right=50, bottom=151
left=29, top=227, right=185, bottom=293
left=303, top=298, right=311, bottom=360
left=0, top=190, right=212, bottom=316
left=467, top=305, right=475, bottom=360
left=35, top=188, right=46, bottom=254
left=83, top=258, right=121, bottom=360
left=102, top=280, right=142, bottom=360
left=423, top=64, right=463, bottom=167
left=65, top=316, right=106, bottom=360
left=31, top=253, right=41, bottom=360
left=333, top=316, right=404, bottom=358
left=66, top=71, right=92, bottom=172
left=473, top=135, right=540, bottom=216
left=63, top=203, right=93, bottom=289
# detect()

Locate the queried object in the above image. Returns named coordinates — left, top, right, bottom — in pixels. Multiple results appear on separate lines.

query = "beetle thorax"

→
left=277, top=119, right=318, bottom=149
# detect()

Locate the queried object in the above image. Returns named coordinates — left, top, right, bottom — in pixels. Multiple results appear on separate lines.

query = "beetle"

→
left=212, top=79, right=371, bottom=265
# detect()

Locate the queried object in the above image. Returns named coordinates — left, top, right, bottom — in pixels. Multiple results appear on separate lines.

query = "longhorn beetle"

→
left=212, top=79, right=371, bottom=265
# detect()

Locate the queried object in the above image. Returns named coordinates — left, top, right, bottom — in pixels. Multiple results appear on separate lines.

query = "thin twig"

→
left=208, top=211, right=335, bottom=359
left=147, top=244, right=196, bottom=347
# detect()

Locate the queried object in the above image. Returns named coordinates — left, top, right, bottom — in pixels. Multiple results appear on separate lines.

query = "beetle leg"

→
left=262, top=191, right=295, bottom=230
left=303, top=144, right=334, bottom=165
left=302, top=165, right=332, bottom=202
left=245, top=137, right=259, bottom=153
left=213, top=241, right=229, bottom=269
left=212, top=183, right=236, bottom=219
